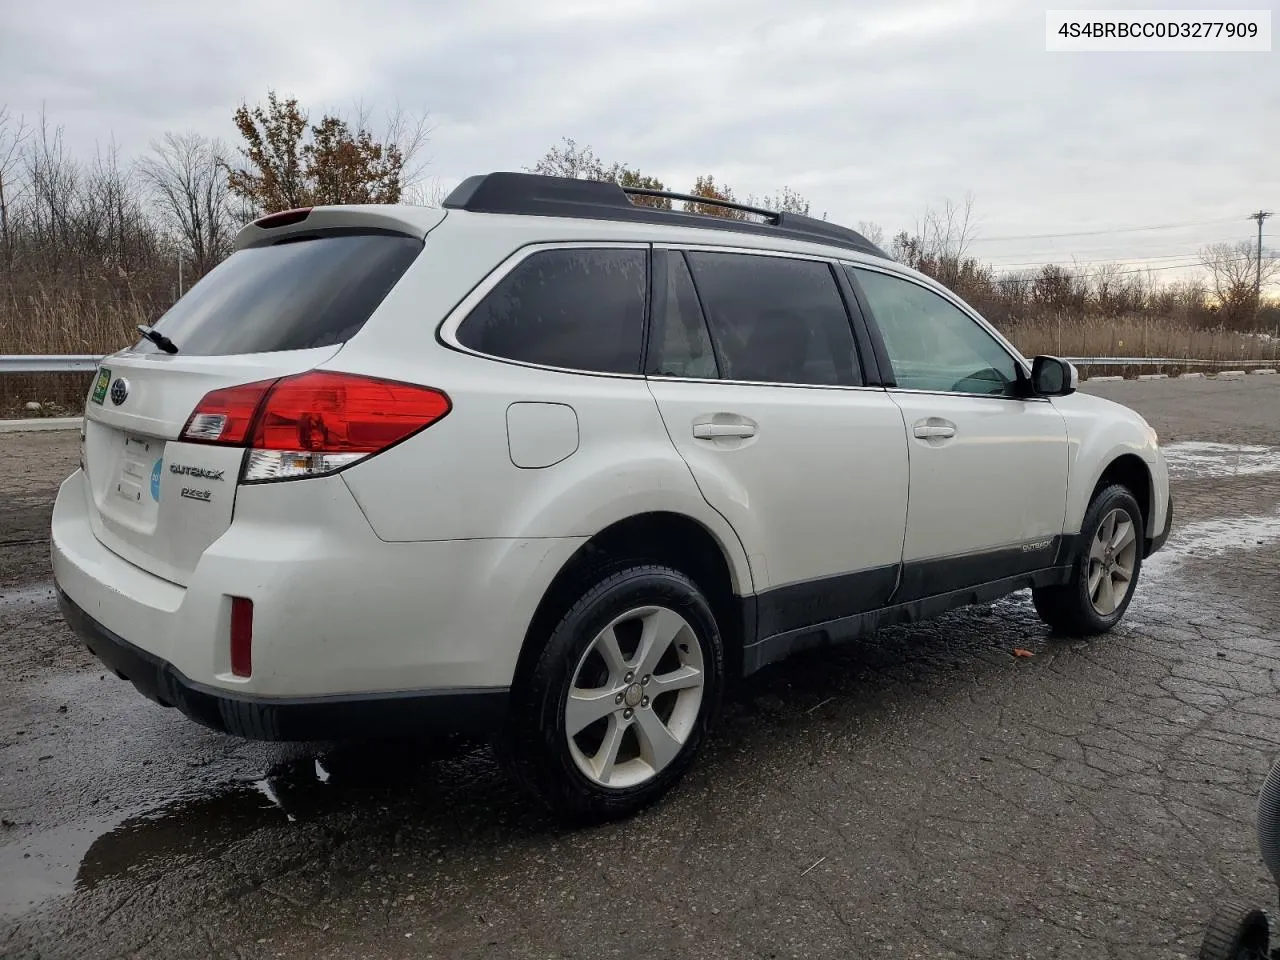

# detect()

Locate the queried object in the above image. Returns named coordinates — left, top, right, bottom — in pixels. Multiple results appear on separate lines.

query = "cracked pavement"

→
left=2, top=375, right=1279, bottom=959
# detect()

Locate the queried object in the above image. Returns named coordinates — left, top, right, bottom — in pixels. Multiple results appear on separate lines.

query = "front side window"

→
left=684, top=252, right=861, bottom=387
left=851, top=267, right=1020, bottom=396
left=456, top=248, right=647, bottom=374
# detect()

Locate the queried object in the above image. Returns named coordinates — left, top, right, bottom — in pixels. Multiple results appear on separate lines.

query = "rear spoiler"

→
left=233, top=205, right=447, bottom=252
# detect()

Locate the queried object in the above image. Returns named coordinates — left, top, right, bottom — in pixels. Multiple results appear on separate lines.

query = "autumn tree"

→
left=227, top=91, right=428, bottom=214
left=683, top=175, right=746, bottom=220
left=138, top=131, right=235, bottom=276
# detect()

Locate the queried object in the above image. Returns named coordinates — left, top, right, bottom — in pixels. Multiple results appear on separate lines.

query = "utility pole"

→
left=1249, top=209, right=1272, bottom=316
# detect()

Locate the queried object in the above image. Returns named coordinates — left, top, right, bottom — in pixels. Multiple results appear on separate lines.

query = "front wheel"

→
left=501, top=563, right=725, bottom=823
left=1033, top=483, right=1144, bottom=635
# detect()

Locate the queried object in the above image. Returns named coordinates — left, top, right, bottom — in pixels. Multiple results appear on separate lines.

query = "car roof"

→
left=443, top=172, right=892, bottom=260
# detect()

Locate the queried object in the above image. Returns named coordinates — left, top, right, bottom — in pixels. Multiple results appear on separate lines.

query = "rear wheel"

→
left=1033, top=484, right=1144, bottom=635
left=1198, top=901, right=1271, bottom=960
left=501, top=563, right=725, bottom=823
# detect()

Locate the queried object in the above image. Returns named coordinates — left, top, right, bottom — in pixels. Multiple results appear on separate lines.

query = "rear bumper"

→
left=51, top=468, right=584, bottom=700
left=1145, top=492, right=1173, bottom=556
left=58, top=587, right=509, bottom=741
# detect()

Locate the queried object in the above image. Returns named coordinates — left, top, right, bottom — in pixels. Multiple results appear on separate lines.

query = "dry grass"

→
left=3, top=296, right=1279, bottom=415
left=0, top=291, right=154, bottom=415
left=1009, top=314, right=1280, bottom=362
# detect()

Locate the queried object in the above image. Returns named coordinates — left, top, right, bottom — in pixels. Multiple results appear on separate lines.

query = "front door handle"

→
left=913, top=420, right=956, bottom=440
left=693, top=422, right=756, bottom=440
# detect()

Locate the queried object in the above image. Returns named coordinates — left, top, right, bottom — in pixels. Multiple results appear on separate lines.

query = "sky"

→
left=2, top=0, right=1277, bottom=283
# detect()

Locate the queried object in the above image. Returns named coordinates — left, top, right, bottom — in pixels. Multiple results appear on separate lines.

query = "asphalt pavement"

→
left=2, top=374, right=1280, bottom=959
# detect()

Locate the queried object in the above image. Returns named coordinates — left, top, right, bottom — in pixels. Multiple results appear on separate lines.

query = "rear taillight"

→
left=180, top=379, right=277, bottom=445
left=180, top=371, right=450, bottom=483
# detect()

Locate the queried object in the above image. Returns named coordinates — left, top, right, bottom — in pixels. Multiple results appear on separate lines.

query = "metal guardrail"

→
left=1064, top=357, right=1278, bottom=367
left=0, top=354, right=1277, bottom=374
left=0, top=355, right=105, bottom=373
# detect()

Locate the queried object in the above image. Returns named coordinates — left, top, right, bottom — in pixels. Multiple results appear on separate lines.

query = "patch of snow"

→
left=1161, top=441, right=1280, bottom=480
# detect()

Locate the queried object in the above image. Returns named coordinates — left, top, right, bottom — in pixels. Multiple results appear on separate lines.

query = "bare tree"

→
left=527, top=137, right=608, bottom=180
left=746, top=186, right=811, bottom=216
left=350, top=99, right=433, bottom=197
left=138, top=131, right=235, bottom=276
left=917, top=192, right=978, bottom=262
left=22, top=108, right=81, bottom=271
left=1199, top=240, right=1280, bottom=328
left=856, top=220, right=885, bottom=248
left=0, top=105, right=30, bottom=263
left=402, top=174, right=450, bottom=208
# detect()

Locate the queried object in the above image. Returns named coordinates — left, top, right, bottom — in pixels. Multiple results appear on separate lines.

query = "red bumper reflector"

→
left=230, top=597, right=253, bottom=677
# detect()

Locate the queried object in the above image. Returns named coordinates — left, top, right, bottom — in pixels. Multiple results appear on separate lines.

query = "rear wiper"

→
left=136, top=324, right=179, bottom=354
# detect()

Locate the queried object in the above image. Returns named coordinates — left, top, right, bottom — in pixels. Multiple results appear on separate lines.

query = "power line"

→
left=992, top=255, right=1256, bottom=283
left=969, top=217, right=1241, bottom=243
left=988, top=251, right=1209, bottom=269
left=984, top=235, right=1259, bottom=264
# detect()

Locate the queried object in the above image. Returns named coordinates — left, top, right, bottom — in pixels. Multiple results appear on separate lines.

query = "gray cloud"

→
left=2, top=0, right=1275, bottom=273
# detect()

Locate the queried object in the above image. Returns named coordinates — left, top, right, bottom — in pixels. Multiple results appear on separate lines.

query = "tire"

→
left=1198, top=900, right=1271, bottom=960
left=500, top=563, right=725, bottom=823
left=1032, top=483, right=1144, bottom=636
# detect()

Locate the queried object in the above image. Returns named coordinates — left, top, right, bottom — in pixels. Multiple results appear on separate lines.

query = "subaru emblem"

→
left=109, top=377, right=129, bottom=406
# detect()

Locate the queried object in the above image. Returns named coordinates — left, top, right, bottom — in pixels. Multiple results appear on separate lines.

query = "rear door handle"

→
left=693, top=421, right=756, bottom=440
left=912, top=420, right=956, bottom=440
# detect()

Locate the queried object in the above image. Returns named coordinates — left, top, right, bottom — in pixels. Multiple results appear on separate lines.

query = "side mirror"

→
left=1030, top=355, right=1078, bottom=397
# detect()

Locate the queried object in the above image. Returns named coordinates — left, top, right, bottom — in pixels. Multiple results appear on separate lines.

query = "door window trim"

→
left=842, top=261, right=1042, bottom=402
left=437, top=240, right=653, bottom=380
left=644, top=244, right=887, bottom=393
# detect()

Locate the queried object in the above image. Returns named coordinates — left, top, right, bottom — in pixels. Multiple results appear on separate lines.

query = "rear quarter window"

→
left=455, top=248, right=648, bottom=374
left=137, top=232, right=423, bottom=356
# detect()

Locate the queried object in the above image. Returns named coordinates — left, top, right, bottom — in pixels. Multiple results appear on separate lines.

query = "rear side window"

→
left=647, top=252, right=718, bottom=379
left=140, top=233, right=423, bottom=356
left=684, top=252, right=861, bottom=387
left=456, top=248, right=647, bottom=374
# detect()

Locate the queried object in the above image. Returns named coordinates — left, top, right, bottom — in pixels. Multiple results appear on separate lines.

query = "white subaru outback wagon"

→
left=52, top=172, right=1172, bottom=820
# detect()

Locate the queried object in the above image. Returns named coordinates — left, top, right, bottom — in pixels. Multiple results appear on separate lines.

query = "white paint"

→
left=505, top=401, right=579, bottom=469
left=1161, top=441, right=1280, bottom=480
left=46, top=206, right=1172, bottom=722
left=0, top=417, right=82, bottom=433
left=888, top=390, right=1070, bottom=560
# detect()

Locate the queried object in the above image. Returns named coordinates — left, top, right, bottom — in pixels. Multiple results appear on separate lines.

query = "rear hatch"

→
left=80, top=211, right=432, bottom=585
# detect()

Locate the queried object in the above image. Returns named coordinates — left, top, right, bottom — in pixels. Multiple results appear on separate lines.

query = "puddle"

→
left=0, top=737, right=477, bottom=918
left=1143, top=510, right=1280, bottom=581
left=0, top=581, right=56, bottom=608
left=1162, top=441, right=1280, bottom=480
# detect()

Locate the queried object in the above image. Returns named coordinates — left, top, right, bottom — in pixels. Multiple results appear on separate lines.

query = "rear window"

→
left=137, top=233, right=422, bottom=356
left=455, top=248, right=648, bottom=374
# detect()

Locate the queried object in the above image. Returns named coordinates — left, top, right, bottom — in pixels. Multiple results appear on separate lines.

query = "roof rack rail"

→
left=442, top=172, right=890, bottom=259
left=621, top=186, right=780, bottom=222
